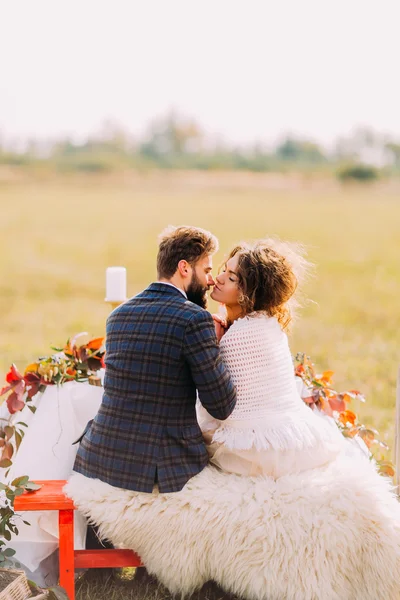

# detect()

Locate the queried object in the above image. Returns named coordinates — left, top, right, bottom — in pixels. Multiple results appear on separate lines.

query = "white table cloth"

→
left=0, top=376, right=104, bottom=573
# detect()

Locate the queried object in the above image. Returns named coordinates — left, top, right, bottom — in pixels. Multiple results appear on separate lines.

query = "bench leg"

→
left=59, top=509, right=75, bottom=600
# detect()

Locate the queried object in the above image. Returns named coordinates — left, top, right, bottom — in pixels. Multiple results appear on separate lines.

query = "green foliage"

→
left=0, top=152, right=33, bottom=166
left=55, top=153, right=118, bottom=173
left=0, top=478, right=41, bottom=565
left=276, top=137, right=327, bottom=164
left=337, top=164, right=380, bottom=183
left=385, top=142, right=400, bottom=170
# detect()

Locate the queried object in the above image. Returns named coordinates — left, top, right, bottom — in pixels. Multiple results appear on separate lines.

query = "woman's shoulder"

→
left=223, top=312, right=282, bottom=344
left=232, top=312, right=280, bottom=330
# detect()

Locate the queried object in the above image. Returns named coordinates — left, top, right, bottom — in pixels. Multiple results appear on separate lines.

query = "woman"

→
left=198, top=238, right=346, bottom=478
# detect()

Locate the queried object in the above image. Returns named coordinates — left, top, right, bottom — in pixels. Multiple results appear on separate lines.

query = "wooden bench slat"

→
left=74, top=549, right=142, bottom=569
left=14, top=480, right=74, bottom=511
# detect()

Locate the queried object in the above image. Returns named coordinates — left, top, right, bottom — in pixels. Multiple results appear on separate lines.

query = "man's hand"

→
left=212, top=314, right=228, bottom=342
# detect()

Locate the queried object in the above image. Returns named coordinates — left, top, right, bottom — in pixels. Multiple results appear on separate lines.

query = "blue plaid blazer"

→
left=74, top=282, right=237, bottom=493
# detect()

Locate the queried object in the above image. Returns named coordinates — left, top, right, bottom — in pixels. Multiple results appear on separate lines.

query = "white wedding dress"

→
left=197, top=313, right=346, bottom=477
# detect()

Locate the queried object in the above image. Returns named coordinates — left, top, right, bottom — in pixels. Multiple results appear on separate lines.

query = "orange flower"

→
left=321, top=370, right=334, bottom=385
left=86, top=337, right=104, bottom=352
left=295, top=364, right=305, bottom=376
left=339, top=410, right=357, bottom=426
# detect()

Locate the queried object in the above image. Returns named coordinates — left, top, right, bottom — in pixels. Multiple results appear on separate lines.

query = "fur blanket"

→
left=65, top=450, right=400, bottom=600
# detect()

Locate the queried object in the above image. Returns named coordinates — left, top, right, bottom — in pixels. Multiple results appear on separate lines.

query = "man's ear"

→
left=177, top=260, right=192, bottom=279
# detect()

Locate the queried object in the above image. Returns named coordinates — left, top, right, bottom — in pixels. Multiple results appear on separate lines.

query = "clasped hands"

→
left=212, top=314, right=228, bottom=342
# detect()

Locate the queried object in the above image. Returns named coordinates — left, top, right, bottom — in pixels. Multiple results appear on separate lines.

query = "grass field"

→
left=1, top=170, right=398, bottom=451
left=1, top=169, right=399, bottom=598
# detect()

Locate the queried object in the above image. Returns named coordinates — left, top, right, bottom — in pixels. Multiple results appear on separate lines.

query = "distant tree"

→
left=275, top=137, right=326, bottom=163
left=336, top=164, right=380, bottom=183
left=385, top=142, right=400, bottom=169
left=139, top=113, right=204, bottom=160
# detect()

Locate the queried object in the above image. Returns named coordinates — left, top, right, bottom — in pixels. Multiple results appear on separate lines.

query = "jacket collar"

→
left=146, top=282, right=187, bottom=299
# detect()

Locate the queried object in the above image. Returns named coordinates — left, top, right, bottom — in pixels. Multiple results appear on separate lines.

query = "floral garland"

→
left=294, top=352, right=394, bottom=478
left=0, top=339, right=394, bottom=478
left=0, top=333, right=105, bottom=471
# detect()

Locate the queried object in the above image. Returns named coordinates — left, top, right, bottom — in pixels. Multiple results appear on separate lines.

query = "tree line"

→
left=1, top=113, right=400, bottom=180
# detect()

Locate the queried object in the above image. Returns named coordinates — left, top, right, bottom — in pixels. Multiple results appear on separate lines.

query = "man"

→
left=74, top=225, right=237, bottom=493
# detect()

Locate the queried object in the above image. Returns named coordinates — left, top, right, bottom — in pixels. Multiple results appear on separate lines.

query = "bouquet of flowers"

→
left=0, top=333, right=105, bottom=469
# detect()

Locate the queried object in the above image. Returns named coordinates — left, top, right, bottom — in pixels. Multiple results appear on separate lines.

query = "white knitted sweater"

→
left=198, top=313, right=343, bottom=451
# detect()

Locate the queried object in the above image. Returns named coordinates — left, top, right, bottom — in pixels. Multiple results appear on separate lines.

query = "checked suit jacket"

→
left=73, top=282, right=237, bottom=493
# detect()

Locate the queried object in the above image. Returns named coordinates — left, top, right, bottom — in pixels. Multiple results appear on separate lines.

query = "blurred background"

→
left=0, top=0, right=399, bottom=452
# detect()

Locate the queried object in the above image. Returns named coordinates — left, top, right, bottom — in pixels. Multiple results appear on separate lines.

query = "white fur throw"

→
left=65, top=450, right=400, bottom=600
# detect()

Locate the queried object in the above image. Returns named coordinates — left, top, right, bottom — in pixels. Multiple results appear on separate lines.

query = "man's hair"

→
left=157, top=225, right=218, bottom=279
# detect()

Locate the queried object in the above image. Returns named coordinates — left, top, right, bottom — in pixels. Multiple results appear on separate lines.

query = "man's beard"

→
left=186, top=271, right=208, bottom=309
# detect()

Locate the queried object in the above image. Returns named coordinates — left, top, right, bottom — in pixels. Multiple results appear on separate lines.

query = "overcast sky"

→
left=1, top=0, right=399, bottom=148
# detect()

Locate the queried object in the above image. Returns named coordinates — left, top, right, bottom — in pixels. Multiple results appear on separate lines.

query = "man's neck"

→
left=158, top=277, right=185, bottom=294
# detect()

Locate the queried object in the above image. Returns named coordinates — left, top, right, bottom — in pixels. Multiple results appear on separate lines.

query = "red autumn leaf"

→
left=0, top=383, right=13, bottom=397
left=1, top=442, right=14, bottom=461
left=7, top=391, right=26, bottom=414
left=328, top=395, right=346, bottom=412
left=86, top=337, right=104, bottom=351
left=26, top=374, right=42, bottom=398
left=302, top=395, right=314, bottom=404
left=5, top=363, right=23, bottom=384
left=6, top=380, right=26, bottom=414
left=87, top=356, right=102, bottom=371
left=27, top=386, right=41, bottom=399
left=24, top=371, right=40, bottom=384
left=4, top=426, right=14, bottom=441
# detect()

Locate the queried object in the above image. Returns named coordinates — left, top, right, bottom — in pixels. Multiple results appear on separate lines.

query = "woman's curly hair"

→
left=225, top=238, right=313, bottom=331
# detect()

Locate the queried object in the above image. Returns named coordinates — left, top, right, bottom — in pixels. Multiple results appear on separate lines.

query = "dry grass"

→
left=1, top=170, right=399, bottom=597
left=1, top=171, right=398, bottom=450
left=76, top=569, right=239, bottom=600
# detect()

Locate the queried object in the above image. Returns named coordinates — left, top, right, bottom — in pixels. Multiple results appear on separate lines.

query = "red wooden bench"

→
left=14, top=480, right=143, bottom=600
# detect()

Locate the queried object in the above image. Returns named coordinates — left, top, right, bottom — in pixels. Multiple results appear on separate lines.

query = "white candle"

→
left=105, top=266, right=127, bottom=302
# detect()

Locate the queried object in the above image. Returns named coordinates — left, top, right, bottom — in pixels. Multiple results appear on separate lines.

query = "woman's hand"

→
left=212, top=314, right=228, bottom=342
